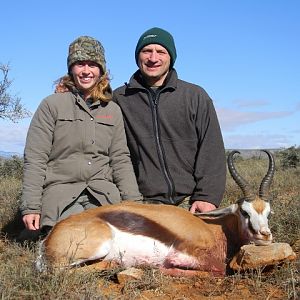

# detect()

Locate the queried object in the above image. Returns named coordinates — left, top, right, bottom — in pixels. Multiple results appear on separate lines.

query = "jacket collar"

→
left=74, top=94, right=104, bottom=117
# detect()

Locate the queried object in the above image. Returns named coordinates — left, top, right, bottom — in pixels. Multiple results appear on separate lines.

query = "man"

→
left=113, top=27, right=226, bottom=213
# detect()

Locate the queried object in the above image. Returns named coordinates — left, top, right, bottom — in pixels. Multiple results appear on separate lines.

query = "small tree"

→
left=0, top=63, right=31, bottom=122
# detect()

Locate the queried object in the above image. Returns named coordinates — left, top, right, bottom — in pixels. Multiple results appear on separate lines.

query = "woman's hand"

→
left=22, top=214, right=41, bottom=230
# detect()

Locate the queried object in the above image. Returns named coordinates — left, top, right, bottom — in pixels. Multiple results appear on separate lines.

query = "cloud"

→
left=0, top=123, right=28, bottom=153
left=223, top=133, right=292, bottom=149
left=1, top=104, right=299, bottom=153
left=291, top=128, right=300, bottom=134
left=233, top=99, right=270, bottom=108
left=216, top=108, right=293, bottom=131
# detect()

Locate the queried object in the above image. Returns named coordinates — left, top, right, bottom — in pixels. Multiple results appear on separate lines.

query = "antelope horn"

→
left=258, top=150, right=275, bottom=201
left=227, top=150, right=255, bottom=201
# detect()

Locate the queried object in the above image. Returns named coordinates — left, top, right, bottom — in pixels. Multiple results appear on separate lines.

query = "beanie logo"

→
left=135, top=28, right=177, bottom=67
left=143, top=34, right=158, bottom=40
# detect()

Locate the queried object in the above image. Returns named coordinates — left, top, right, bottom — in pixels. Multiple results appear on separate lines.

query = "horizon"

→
left=0, top=148, right=292, bottom=159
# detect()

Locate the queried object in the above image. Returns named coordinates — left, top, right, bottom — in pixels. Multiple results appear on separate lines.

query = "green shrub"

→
left=279, top=146, right=300, bottom=169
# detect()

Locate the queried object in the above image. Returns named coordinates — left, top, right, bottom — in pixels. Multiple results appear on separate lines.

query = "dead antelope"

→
left=36, top=150, right=275, bottom=276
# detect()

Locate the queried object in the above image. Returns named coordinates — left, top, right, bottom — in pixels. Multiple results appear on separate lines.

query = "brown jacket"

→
left=20, top=92, right=142, bottom=227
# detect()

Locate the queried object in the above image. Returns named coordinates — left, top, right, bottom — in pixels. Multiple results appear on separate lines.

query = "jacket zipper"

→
left=148, top=89, right=176, bottom=204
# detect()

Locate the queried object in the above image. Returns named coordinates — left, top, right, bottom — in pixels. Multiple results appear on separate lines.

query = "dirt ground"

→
left=96, top=269, right=288, bottom=300
left=74, top=256, right=297, bottom=300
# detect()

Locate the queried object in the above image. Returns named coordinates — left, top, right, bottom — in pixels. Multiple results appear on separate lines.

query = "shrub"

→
left=0, top=155, right=23, bottom=179
left=279, top=146, right=300, bottom=169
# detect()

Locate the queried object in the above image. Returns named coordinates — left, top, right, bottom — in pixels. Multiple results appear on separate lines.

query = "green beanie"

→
left=67, top=36, right=106, bottom=73
left=135, top=27, right=177, bottom=68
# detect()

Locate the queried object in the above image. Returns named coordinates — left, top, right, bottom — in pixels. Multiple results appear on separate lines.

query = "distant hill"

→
left=0, top=149, right=283, bottom=159
left=226, top=149, right=281, bottom=158
left=0, top=151, right=22, bottom=159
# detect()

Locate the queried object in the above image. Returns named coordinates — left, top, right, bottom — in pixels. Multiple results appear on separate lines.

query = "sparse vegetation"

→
left=0, top=155, right=23, bottom=179
left=0, top=153, right=299, bottom=299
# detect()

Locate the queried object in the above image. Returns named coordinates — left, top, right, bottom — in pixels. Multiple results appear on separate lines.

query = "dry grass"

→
left=0, top=155, right=299, bottom=299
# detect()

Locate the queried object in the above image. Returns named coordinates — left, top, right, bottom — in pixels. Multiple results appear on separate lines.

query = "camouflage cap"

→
left=67, top=36, right=106, bottom=72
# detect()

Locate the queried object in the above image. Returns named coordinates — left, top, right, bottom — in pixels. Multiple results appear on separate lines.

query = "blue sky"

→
left=1, top=0, right=299, bottom=153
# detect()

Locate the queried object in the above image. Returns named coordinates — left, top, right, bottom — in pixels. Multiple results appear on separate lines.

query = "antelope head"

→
left=197, top=150, right=275, bottom=246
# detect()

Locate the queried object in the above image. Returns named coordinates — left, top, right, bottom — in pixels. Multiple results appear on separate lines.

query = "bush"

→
left=279, top=146, right=300, bottom=169
left=0, top=155, right=23, bottom=179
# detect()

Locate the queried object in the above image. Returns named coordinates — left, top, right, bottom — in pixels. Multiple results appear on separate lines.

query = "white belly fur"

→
left=93, top=225, right=199, bottom=268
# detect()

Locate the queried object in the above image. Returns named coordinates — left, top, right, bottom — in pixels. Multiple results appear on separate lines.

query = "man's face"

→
left=138, top=44, right=171, bottom=87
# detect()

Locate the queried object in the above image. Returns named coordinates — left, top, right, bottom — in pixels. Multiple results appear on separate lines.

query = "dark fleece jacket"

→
left=113, top=69, right=226, bottom=206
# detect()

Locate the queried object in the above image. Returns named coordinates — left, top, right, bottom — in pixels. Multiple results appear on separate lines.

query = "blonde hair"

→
left=55, top=71, right=112, bottom=102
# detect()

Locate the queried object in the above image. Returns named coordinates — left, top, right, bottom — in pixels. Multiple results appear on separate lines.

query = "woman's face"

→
left=71, top=61, right=101, bottom=99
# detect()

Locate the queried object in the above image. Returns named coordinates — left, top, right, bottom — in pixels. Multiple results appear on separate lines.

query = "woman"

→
left=20, top=36, right=142, bottom=233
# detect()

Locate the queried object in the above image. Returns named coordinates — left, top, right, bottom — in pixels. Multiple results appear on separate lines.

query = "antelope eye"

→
left=240, top=209, right=249, bottom=218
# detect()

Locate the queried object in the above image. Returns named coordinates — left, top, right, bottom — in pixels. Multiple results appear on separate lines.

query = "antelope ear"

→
left=194, top=204, right=238, bottom=219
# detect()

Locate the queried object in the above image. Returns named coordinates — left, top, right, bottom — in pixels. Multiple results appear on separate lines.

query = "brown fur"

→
left=44, top=212, right=112, bottom=266
left=252, top=197, right=267, bottom=214
left=42, top=202, right=242, bottom=274
left=97, top=202, right=217, bottom=254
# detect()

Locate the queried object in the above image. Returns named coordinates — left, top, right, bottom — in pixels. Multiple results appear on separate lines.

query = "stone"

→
left=117, top=267, right=144, bottom=285
left=230, top=242, right=297, bottom=271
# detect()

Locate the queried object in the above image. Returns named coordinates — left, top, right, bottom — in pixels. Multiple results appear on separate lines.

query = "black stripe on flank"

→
left=99, top=211, right=184, bottom=248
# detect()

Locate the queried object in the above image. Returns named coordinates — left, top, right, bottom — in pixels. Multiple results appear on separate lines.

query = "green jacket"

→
left=20, top=92, right=142, bottom=227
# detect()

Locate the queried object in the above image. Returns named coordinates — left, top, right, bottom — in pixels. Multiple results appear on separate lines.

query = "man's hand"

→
left=190, top=201, right=216, bottom=213
left=22, top=214, right=41, bottom=230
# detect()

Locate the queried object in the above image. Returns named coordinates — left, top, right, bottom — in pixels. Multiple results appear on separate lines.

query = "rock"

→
left=117, top=267, right=144, bottom=285
left=230, top=242, right=297, bottom=271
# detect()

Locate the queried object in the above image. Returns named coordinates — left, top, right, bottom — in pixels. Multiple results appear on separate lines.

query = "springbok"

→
left=36, top=150, right=275, bottom=276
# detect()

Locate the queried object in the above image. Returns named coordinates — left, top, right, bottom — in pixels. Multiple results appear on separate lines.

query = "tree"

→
left=0, top=63, right=31, bottom=122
